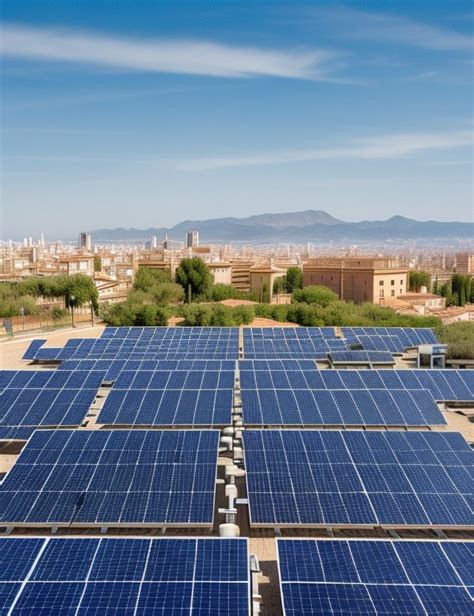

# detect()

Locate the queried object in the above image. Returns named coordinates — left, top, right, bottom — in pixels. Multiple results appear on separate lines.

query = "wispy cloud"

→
left=170, top=130, right=474, bottom=171
left=312, top=6, right=473, bottom=52
left=5, top=131, right=471, bottom=171
left=0, top=22, right=337, bottom=80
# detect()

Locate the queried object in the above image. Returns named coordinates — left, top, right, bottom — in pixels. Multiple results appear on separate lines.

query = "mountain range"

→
left=89, top=210, right=473, bottom=243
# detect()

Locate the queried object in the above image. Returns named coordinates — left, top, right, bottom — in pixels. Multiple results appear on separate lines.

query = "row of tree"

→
left=0, top=274, right=98, bottom=318
left=408, top=270, right=474, bottom=307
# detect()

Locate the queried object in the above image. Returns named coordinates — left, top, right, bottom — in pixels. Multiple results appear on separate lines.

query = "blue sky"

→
left=1, top=0, right=473, bottom=239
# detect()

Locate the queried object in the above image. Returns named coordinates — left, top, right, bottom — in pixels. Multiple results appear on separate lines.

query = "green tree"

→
left=133, top=267, right=171, bottom=292
left=437, top=321, right=474, bottom=360
left=409, top=271, right=431, bottom=292
left=451, top=274, right=471, bottom=307
left=94, top=256, right=102, bottom=272
left=175, top=258, right=213, bottom=302
left=292, top=285, right=338, bottom=307
left=285, top=267, right=303, bottom=292
left=273, top=277, right=286, bottom=294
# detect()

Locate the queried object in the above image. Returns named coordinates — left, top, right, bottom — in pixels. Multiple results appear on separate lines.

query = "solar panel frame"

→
left=97, top=361, right=235, bottom=427
left=243, top=430, right=473, bottom=529
left=0, top=370, right=104, bottom=437
left=0, top=537, right=250, bottom=615
left=277, top=539, right=473, bottom=616
left=0, top=429, right=220, bottom=528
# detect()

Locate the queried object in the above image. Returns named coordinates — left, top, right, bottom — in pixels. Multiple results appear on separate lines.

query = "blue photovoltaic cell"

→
left=0, top=537, right=249, bottom=615
left=329, top=350, right=395, bottom=365
left=239, top=363, right=447, bottom=426
left=0, top=429, right=219, bottom=526
left=97, top=362, right=235, bottom=426
left=0, top=370, right=104, bottom=436
left=277, top=539, right=473, bottom=616
left=22, top=340, right=47, bottom=360
left=341, top=327, right=439, bottom=352
left=243, top=327, right=344, bottom=359
left=244, top=430, right=473, bottom=527
left=23, top=327, right=240, bottom=361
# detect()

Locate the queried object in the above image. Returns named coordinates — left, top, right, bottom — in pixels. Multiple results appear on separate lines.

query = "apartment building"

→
left=303, top=257, right=408, bottom=305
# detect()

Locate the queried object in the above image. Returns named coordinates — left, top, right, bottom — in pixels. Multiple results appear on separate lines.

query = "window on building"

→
left=391, top=280, right=395, bottom=285
left=379, top=280, right=384, bottom=286
left=391, top=290, right=395, bottom=296
left=379, top=290, right=384, bottom=297
left=400, top=279, right=404, bottom=285
left=330, top=276, right=333, bottom=281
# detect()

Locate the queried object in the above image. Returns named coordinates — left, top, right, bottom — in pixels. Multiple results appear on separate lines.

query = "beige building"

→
left=398, top=292, right=447, bottom=312
left=456, top=253, right=474, bottom=274
left=303, top=257, right=408, bottom=305
left=250, top=264, right=286, bottom=302
left=230, top=260, right=253, bottom=292
left=58, top=256, right=95, bottom=277
left=208, top=262, right=232, bottom=285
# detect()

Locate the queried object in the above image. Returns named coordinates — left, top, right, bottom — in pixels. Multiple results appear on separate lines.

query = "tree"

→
left=437, top=321, right=474, bottom=360
left=94, top=256, right=102, bottom=272
left=285, top=267, right=303, bottom=293
left=409, top=271, right=431, bottom=293
left=65, top=274, right=99, bottom=313
left=292, top=285, right=338, bottom=307
left=451, top=274, right=471, bottom=307
left=175, top=258, right=213, bottom=302
left=133, top=267, right=171, bottom=292
left=150, top=282, right=184, bottom=306
left=273, top=277, right=286, bottom=294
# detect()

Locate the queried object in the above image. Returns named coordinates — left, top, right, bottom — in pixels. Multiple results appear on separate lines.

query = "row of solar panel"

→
left=239, top=366, right=474, bottom=401
left=1, top=537, right=249, bottom=615
left=278, top=539, right=473, bottom=616
left=2, top=366, right=472, bottom=435
left=99, top=389, right=233, bottom=426
left=100, top=326, right=240, bottom=338
left=328, top=350, right=395, bottom=365
left=2, top=536, right=471, bottom=615
left=244, top=430, right=473, bottom=528
left=0, top=430, right=219, bottom=526
left=0, top=371, right=104, bottom=439
left=0, top=429, right=472, bottom=529
left=241, top=388, right=445, bottom=426
left=24, top=326, right=439, bottom=362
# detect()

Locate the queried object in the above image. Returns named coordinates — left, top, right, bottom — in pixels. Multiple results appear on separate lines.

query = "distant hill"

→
left=89, top=210, right=473, bottom=243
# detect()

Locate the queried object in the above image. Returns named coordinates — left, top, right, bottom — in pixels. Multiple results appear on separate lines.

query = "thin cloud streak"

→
left=171, top=131, right=474, bottom=171
left=5, top=132, right=472, bottom=171
left=0, top=22, right=336, bottom=80
left=312, top=6, right=473, bottom=51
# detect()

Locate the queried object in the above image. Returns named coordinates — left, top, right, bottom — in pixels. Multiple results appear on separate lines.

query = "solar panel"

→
left=277, top=539, right=473, bottom=616
left=341, top=327, right=439, bottom=352
left=22, top=340, right=47, bottom=360
left=0, top=370, right=104, bottom=436
left=243, top=328, right=345, bottom=359
left=243, top=430, right=473, bottom=528
left=23, top=328, right=240, bottom=362
left=239, top=363, right=446, bottom=426
left=97, top=363, right=235, bottom=426
left=328, top=350, right=395, bottom=365
left=0, top=429, right=219, bottom=527
left=1, top=537, right=249, bottom=614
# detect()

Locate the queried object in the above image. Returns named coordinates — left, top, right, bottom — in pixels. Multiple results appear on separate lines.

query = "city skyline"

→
left=1, top=0, right=473, bottom=238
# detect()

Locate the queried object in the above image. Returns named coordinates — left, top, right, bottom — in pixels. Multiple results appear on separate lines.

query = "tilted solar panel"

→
left=0, top=429, right=219, bottom=527
left=277, top=539, right=473, bottom=616
left=97, top=362, right=235, bottom=426
left=329, top=350, right=395, bottom=365
left=1, top=537, right=250, bottom=615
left=0, top=370, right=104, bottom=436
left=244, top=430, right=473, bottom=528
